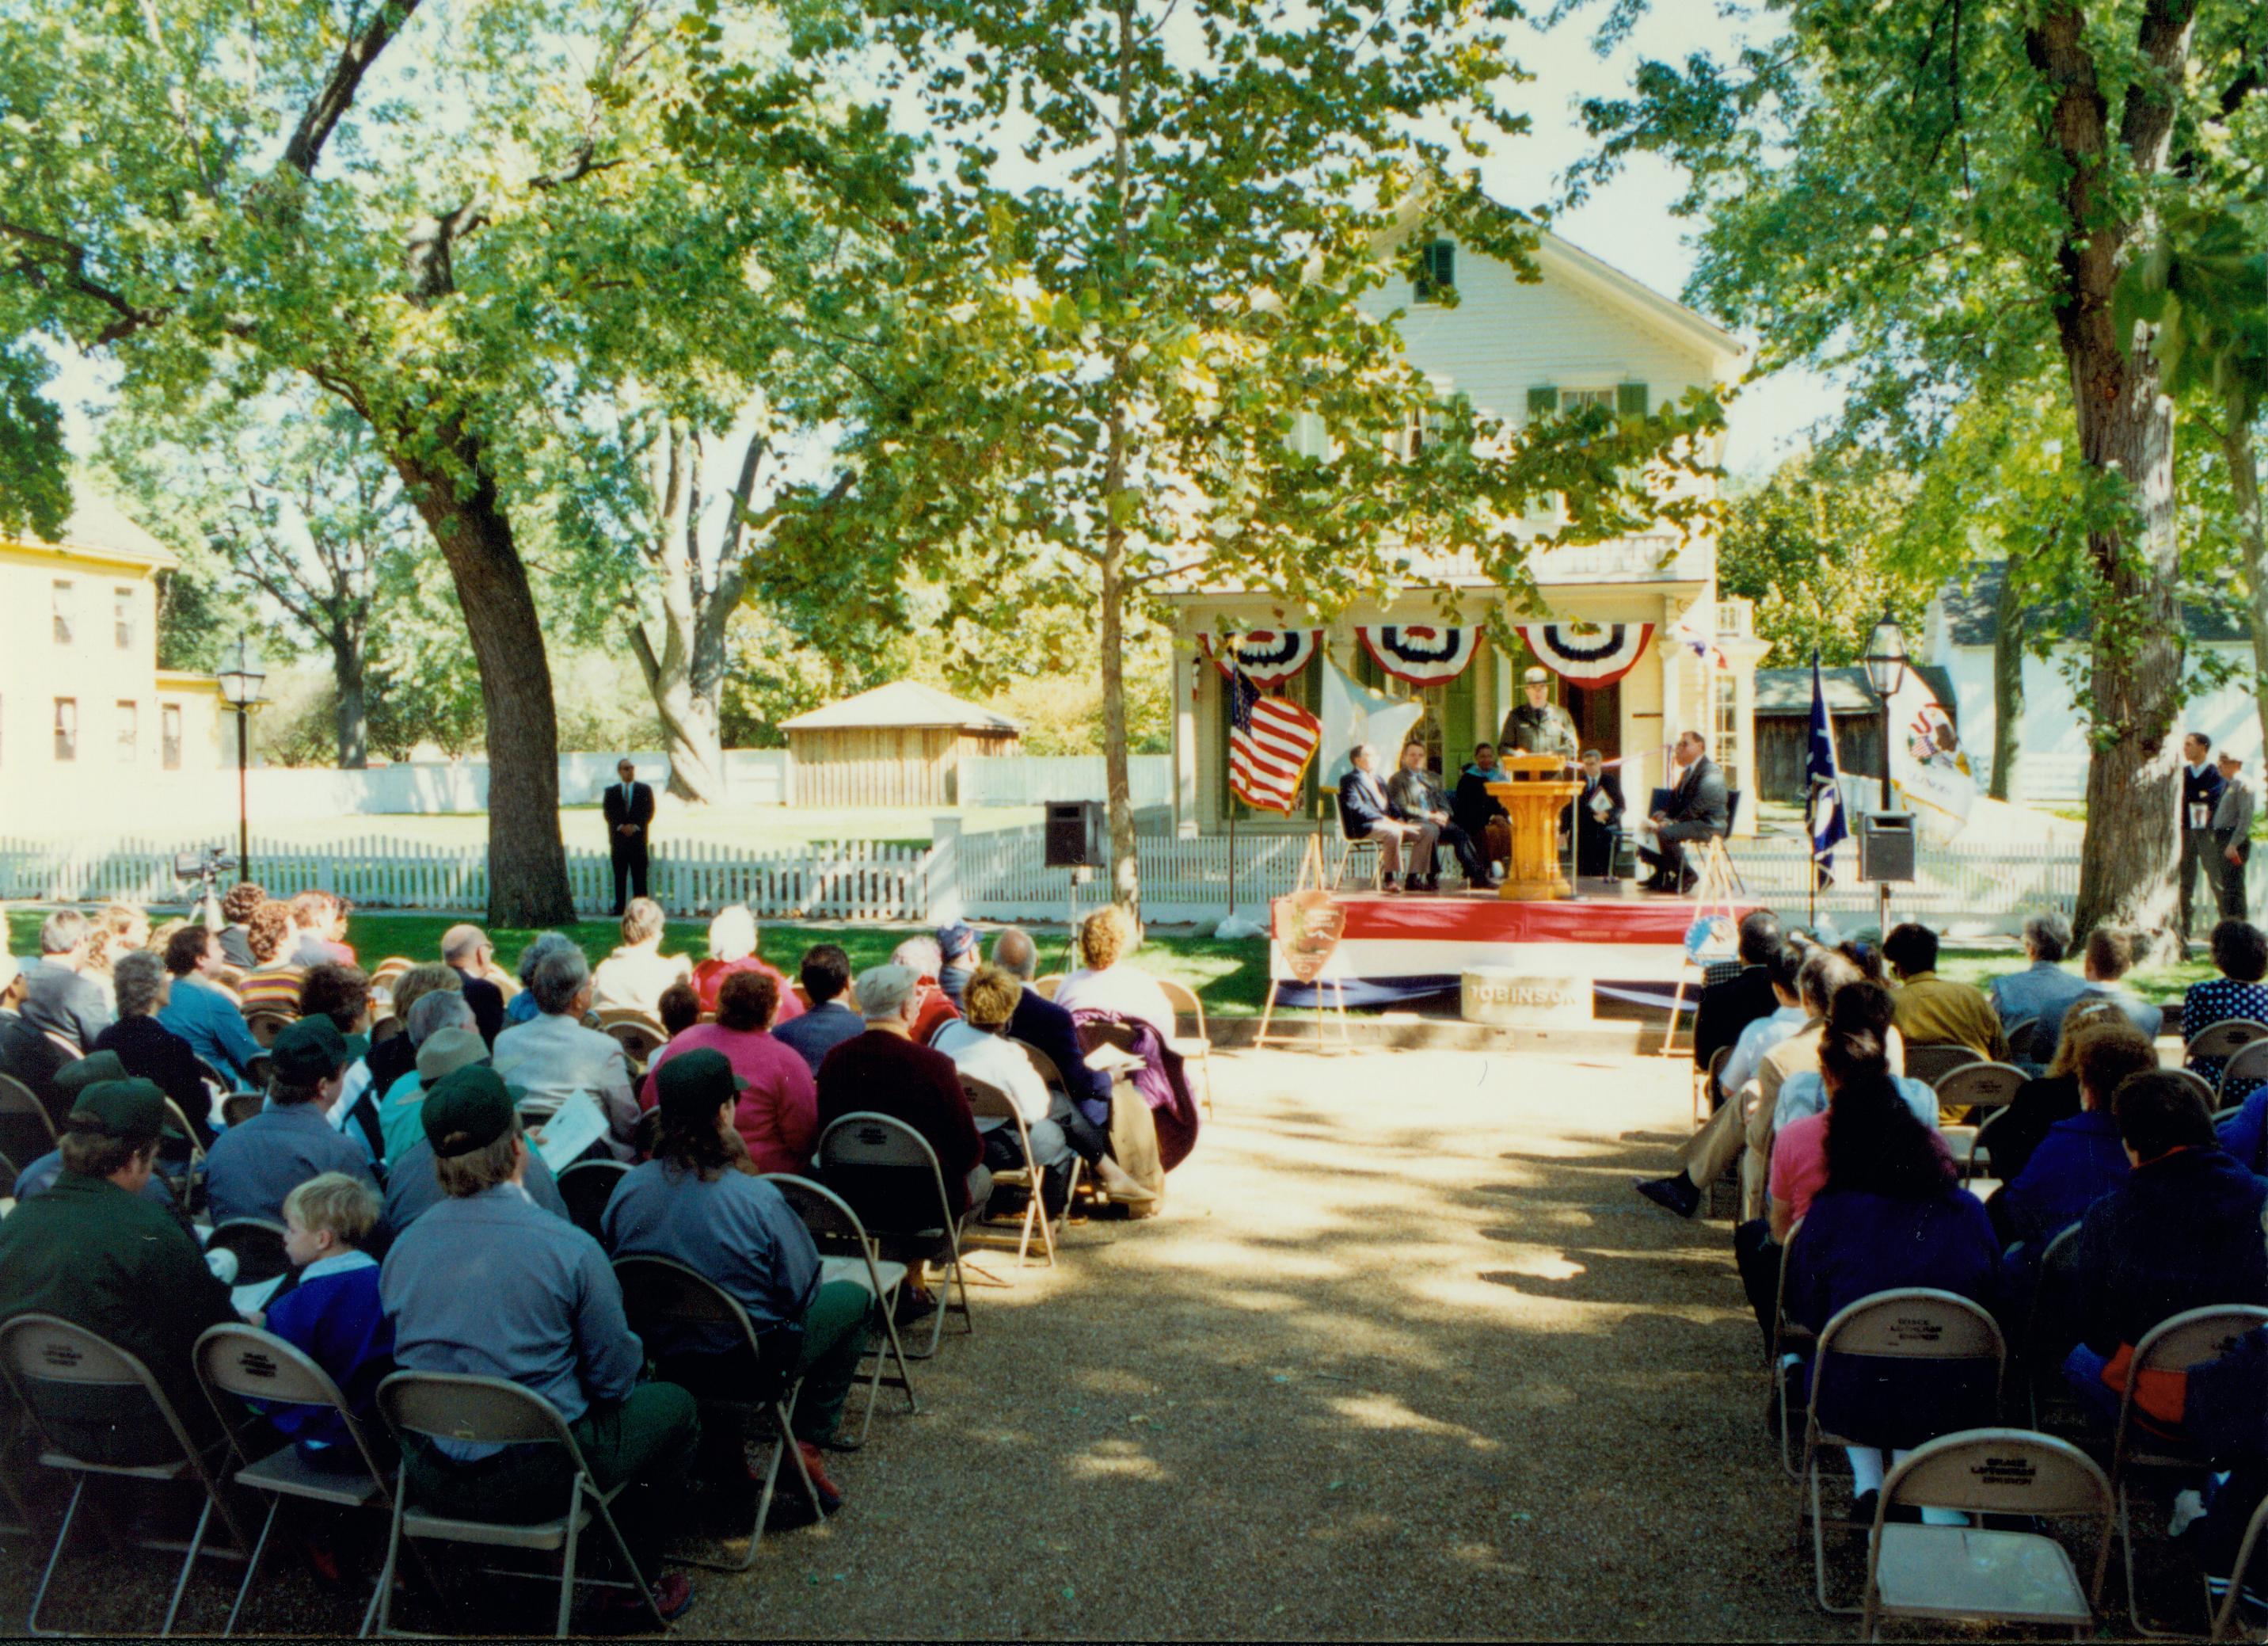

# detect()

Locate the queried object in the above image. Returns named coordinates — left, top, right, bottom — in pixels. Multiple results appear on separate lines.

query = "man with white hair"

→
left=21, top=909, right=112, bottom=1051
left=1988, top=913, right=2089, bottom=1061
left=1335, top=742, right=1439, bottom=892
left=813, top=964, right=989, bottom=1221
left=493, top=944, right=641, bottom=1160
left=441, top=923, right=506, bottom=1045
left=376, top=989, right=483, bottom=1164
left=0, top=945, right=73, bottom=1121
left=691, top=905, right=801, bottom=1023
left=888, top=935, right=962, bottom=1042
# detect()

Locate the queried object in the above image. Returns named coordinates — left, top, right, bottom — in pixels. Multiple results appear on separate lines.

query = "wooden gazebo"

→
left=782, top=681, right=1022, bottom=807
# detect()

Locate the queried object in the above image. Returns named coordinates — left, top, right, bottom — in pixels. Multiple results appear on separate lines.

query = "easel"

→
left=1254, top=836, right=1353, bottom=1052
left=1656, top=834, right=1745, bottom=1057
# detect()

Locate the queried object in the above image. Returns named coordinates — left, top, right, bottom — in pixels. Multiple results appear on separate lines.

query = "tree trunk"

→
left=1988, top=556, right=2026, bottom=801
left=332, top=630, right=369, bottom=770
left=2224, top=417, right=2268, bottom=764
left=629, top=620, right=727, bottom=805
left=1095, top=0, right=1139, bottom=916
left=391, top=436, right=575, bottom=926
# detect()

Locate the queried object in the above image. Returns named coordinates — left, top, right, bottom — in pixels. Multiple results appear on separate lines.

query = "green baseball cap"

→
left=68, top=1077, right=185, bottom=1143
left=653, top=1048, right=743, bottom=1126
left=269, top=1017, right=348, bottom=1084
left=54, top=1051, right=130, bottom=1103
left=421, top=1065, right=518, bottom=1159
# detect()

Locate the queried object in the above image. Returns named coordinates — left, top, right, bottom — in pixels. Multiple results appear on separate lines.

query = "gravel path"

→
left=0, top=1045, right=1834, bottom=1638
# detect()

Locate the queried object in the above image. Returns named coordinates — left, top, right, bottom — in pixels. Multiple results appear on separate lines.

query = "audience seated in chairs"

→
left=20, top=909, right=112, bottom=1053
left=218, top=879, right=266, bottom=970
left=92, top=949, right=213, bottom=1144
left=204, top=1017, right=379, bottom=1225
left=441, top=923, right=508, bottom=1044
left=1714, top=940, right=1809, bottom=1108
left=301, top=961, right=383, bottom=1165
left=600, top=1050, right=864, bottom=1510
left=0, top=1076, right=237, bottom=1464
left=379, top=1065, right=699, bottom=1624
left=816, top=965, right=989, bottom=1219
left=1766, top=978, right=1935, bottom=1156
left=638, top=970, right=818, bottom=1176
left=1336, top=741, right=1439, bottom=892
left=377, top=998, right=484, bottom=1166
left=691, top=904, right=803, bottom=1024
left=492, top=943, right=640, bottom=1160
left=363, top=962, right=460, bottom=1113
left=1054, top=905, right=1177, bottom=1043
left=1777, top=1041, right=2005, bottom=1525
left=592, top=897, right=694, bottom=1018
left=1984, top=1000, right=2129, bottom=1186
left=2185, top=919, right=2268, bottom=1102
left=1449, top=741, right=1513, bottom=876
left=774, top=944, right=865, bottom=1076
left=887, top=936, right=963, bottom=1044
left=157, top=924, right=263, bottom=1088
left=501, top=931, right=577, bottom=1031
left=1385, top=741, right=1491, bottom=890
left=2059, top=1069, right=2268, bottom=1427
left=254, top=1172, right=395, bottom=1462
left=1883, top=920, right=2009, bottom=1067
left=236, top=901, right=308, bottom=1016
left=1988, top=1022, right=2155, bottom=1262
left=1988, top=913, right=2088, bottom=1063
left=1692, top=910, right=1785, bottom=1080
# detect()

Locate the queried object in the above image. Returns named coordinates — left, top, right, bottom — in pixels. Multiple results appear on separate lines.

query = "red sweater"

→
left=816, top=1029, right=983, bottom=1214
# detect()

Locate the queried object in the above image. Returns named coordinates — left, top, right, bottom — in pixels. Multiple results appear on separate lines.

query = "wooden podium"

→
left=1486, top=754, right=1581, bottom=901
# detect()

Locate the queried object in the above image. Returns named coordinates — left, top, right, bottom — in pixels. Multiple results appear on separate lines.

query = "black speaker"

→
left=1045, top=801, right=1105, bottom=869
left=1856, top=810, right=1916, bottom=883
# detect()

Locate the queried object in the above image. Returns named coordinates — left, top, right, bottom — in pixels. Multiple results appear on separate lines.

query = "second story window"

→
left=1414, top=240, right=1455, bottom=304
left=54, top=699, right=77, bottom=763
left=116, top=700, right=138, bottom=763
left=162, top=703, right=183, bottom=770
left=115, top=587, right=135, bottom=650
left=51, top=580, right=76, bottom=645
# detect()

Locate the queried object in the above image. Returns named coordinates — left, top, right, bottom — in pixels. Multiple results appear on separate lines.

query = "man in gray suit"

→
left=2213, top=749, right=2255, bottom=920
left=19, top=909, right=112, bottom=1053
left=1636, top=730, right=1730, bottom=894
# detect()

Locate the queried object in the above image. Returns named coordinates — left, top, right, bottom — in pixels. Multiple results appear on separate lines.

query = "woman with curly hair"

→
left=1052, top=905, right=1175, bottom=1041
left=236, top=901, right=308, bottom=1015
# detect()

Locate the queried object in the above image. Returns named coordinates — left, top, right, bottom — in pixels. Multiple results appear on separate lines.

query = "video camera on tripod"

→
left=170, top=845, right=240, bottom=926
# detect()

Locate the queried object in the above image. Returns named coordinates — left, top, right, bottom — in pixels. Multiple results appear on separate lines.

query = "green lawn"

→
left=1937, top=944, right=2207, bottom=1006
left=7, top=909, right=1275, bottom=1019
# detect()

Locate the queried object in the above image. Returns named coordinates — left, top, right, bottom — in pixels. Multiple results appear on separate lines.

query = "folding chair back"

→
left=1079, top=1018, right=1140, bottom=1057
left=958, top=1073, right=1071, bottom=1269
left=2218, top=1037, right=2268, bottom=1099
left=554, top=1159, right=629, bottom=1242
left=1932, top=1060, right=2029, bottom=1112
left=1157, top=977, right=1207, bottom=1039
left=1010, top=1037, right=1067, bottom=1094
left=1034, top=974, right=1064, bottom=1001
left=1885, top=1423, right=2114, bottom=1516
left=594, top=1010, right=666, bottom=1069
left=1908, top=1044, right=1985, bottom=1089
left=379, top=1367, right=573, bottom=1451
left=2210, top=1488, right=2268, bottom=1641
left=815, top=1113, right=972, bottom=1357
left=0, top=1070, right=58, bottom=1166
left=2116, top=1305, right=2268, bottom=1467
left=2187, top=1016, right=2268, bottom=1064
left=207, top=1217, right=291, bottom=1286
left=2169, top=1068, right=2219, bottom=1111
left=2003, top=1015, right=2039, bottom=1065
left=1817, top=1286, right=2006, bottom=1366
left=763, top=1173, right=920, bottom=1447
left=220, top=1092, right=264, bottom=1129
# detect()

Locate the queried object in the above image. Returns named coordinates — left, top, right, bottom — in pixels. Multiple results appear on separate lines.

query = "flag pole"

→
left=1227, top=801, right=1238, bottom=922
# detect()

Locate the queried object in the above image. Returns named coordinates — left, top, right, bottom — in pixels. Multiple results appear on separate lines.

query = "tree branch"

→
left=1, top=219, right=165, bottom=344
left=283, top=0, right=426, bottom=177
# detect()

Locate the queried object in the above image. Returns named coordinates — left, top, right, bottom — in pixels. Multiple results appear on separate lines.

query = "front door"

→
left=1563, top=680, right=1621, bottom=760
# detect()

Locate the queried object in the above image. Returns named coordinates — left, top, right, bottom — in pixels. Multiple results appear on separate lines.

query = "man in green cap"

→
left=203, top=1015, right=377, bottom=1225
left=381, top=1065, right=699, bottom=1624
left=10, top=1053, right=189, bottom=1219
left=0, top=1077, right=240, bottom=1461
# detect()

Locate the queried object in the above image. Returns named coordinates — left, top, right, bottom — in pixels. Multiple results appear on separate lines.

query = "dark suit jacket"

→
left=1691, top=965, right=1779, bottom=1073
left=603, top=781, right=656, bottom=857
left=451, top=968, right=506, bottom=1047
left=1010, top=985, right=1111, bottom=1111
left=0, top=1009, right=72, bottom=1127
left=1656, top=757, right=1730, bottom=844
left=1336, top=771, right=1404, bottom=839
left=1452, top=770, right=1507, bottom=836
left=1577, top=772, right=1626, bottom=832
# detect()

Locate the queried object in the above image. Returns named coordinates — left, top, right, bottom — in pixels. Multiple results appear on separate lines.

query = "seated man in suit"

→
left=1634, top=730, right=1730, bottom=893
left=1338, top=743, right=1439, bottom=892
left=1574, top=749, right=1626, bottom=880
left=1384, top=742, right=1491, bottom=889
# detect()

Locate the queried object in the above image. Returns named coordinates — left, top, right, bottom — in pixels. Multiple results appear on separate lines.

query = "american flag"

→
left=1228, top=668, right=1321, bottom=813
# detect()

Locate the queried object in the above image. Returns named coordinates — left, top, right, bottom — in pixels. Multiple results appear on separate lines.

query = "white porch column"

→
left=1174, top=634, right=1201, bottom=836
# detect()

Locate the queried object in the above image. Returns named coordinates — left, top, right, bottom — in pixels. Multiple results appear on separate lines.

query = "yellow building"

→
left=0, top=496, right=226, bottom=832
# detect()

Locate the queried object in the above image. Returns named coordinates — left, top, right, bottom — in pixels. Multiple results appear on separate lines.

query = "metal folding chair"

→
left=555, top=1159, right=630, bottom=1243
left=1328, top=834, right=1382, bottom=891
left=220, top=1092, right=265, bottom=1130
left=207, top=1218, right=292, bottom=1287
left=959, top=1073, right=1077, bottom=1270
left=1767, top=1220, right=1813, bottom=1480
left=0, top=1313, right=252, bottom=1637
left=593, top=1009, right=667, bottom=1072
left=1907, top=1043, right=1984, bottom=1089
left=608, top=1255, right=826, bottom=1572
left=0, top=1071, right=58, bottom=1174
left=1009, top=1038, right=1068, bottom=1095
left=2023, top=1221, right=2088, bottom=1430
left=2003, top=1015, right=2040, bottom=1066
left=1156, top=978, right=1216, bottom=1118
left=1931, top=1060, right=2029, bottom=1179
left=2217, top=1038, right=2268, bottom=1103
left=1033, top=974, right=1064, bottom=1001
left=2109, top=1305, right=2268, bottom=1637
left=2209, top=1485, right=2268, bottom=1642
left=371, top=1370, right=668, bottom=1639
left=194, top=1321, right=418, bottom=1636
left=1859, top=1427, right=2113, bottom=1639
left=1796, top=1288, right=2007, bottom=1614
left=1699, top=1044, right=1731, bottom=1127
left=762, top=1174, right=919, bottom=1448
left=2186, top=1017, right=2268, bottom=1067
left=813, top=1113, right=976, bottom=1359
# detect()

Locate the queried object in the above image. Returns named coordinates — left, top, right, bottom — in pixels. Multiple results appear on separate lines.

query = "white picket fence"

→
left=0, top=826, right=2213, bottom=932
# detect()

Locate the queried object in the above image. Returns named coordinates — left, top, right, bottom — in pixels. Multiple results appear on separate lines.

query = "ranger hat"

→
left=1523, top=666, right=1550, bottom=685
left=54, top=1051, right=131, bottom=1103
left=415, top=1027, right=489, bottom=1085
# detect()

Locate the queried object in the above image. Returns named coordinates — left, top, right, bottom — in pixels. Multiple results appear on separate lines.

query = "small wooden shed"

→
left=782, top=681, right=1022, bottom=807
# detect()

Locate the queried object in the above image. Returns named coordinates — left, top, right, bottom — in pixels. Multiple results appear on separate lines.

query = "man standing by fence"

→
left=604, top=759, right=656, bottom=916
left=2213, top=749, right=2254, bottom=921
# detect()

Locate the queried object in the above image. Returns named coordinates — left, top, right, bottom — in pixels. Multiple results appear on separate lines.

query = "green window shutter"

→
left=1526, top=386, right=1558, bottom=419
left=1616, top=381, right=1649, bottom=416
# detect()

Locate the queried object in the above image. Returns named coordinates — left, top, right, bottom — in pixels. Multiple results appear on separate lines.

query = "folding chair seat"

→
left=1931, top=1061, right=2028, bottom=1178
left=1157, top=978, right=1216, bottom=1118
left=195, top=1322, right=415, bottom=1636
left=762, top=1174, right=919, bottom=1448
left=555, top=1159, right=630, bottom=1243
left=609, top=1256, right=827, bottom=1572
left=0, top=1072, right=59, bottom=1176
left=960, top=1073, right=1078, bottom=1270
left=1860, top=1427, right=2114, bottom=1639
left=814, top=1114, right=976, bottom=1359
left=1794, top=1287, right=2007, bottom=1614
left=2108, top=1305, right=2268, bottom=1637
left=207, top=1218, right=292, bottom=1287
left=0, top=1313, right=252, bottom=1637
left=371, top=1370, right=668, bottom=1640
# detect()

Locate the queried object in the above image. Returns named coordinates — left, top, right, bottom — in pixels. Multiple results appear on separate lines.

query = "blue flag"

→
left=1806, top=649, right=1848, bottom=886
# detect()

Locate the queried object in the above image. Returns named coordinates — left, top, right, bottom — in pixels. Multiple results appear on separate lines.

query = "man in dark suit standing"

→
left=603, top=758, right=656, bottom=916
left=2179, top=732, right=2227, bottom=947
left=1635, top=730, right=1730, bottom=893
left=1574, top=749, right=1626, bottom=880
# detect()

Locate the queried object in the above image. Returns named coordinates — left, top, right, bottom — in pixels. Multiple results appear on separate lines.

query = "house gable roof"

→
left=780, top=680, right=1022, bottom=734
left=1937, top=561, right=2247, bottom=646
left=2, top=491, right=177, bottom=572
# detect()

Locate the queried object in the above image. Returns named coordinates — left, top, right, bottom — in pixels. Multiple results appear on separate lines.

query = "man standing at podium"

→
left=603, top=758, right=656, bottom=916
left=1499, top=667, right=1579, bottom=766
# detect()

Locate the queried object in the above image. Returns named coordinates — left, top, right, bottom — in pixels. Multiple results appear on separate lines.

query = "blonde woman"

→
left=1052, top=905, right=1175, bottom=1041
left=590, top=897, right=693, bottom=1016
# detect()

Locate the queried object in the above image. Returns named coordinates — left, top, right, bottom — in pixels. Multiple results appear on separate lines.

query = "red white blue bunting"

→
left=1200, top=628, right=1322, bottom=686
left=1355, top=625, right=1481, bottom=688
left=1517, top=623, right=1654, bottom=685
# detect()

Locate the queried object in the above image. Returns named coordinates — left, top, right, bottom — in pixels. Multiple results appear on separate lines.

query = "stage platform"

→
left=1270, top=882, right=1753, bottom=1015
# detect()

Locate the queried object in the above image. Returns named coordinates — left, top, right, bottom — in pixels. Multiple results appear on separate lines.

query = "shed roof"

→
left=1754, top=662, right=1962, bottom=719
left=780, top=680, right=1022, bottom=734
left=1937, top=560, right=2247, bottom=646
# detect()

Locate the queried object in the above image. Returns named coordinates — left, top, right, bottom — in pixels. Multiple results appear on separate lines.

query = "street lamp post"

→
left=215, top=638, right=267, bottom=884
left=1860, top=607, right=1908, bottom=938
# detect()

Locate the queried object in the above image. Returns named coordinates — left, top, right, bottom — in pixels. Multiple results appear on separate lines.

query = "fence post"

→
left=927, top=814, right=961, bottom=924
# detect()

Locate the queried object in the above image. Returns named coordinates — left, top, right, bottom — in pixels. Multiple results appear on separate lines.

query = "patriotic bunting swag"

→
left=1200, top=628, right=1322, bottom=686
left=1516, top=623, right=1654, bottom=685
left=1355, top=625, right=1481, bottom=688
left=1227, top=670, right=1322, bottom=813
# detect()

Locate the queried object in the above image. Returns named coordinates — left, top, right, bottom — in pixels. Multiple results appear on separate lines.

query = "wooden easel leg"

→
left=1258, top=978, right=1281, bottom=1046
